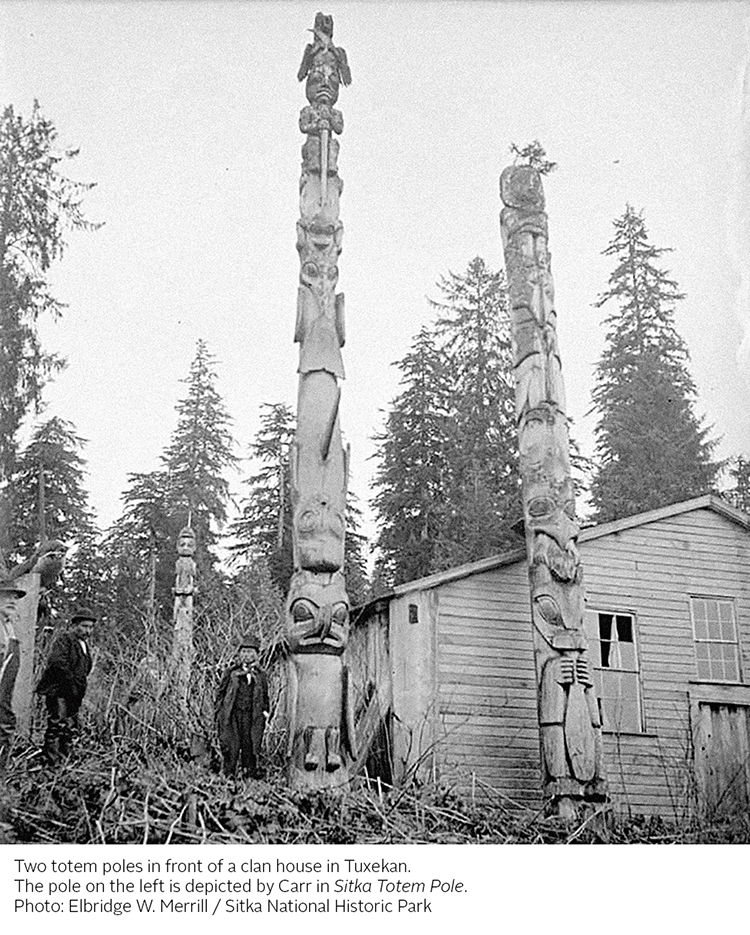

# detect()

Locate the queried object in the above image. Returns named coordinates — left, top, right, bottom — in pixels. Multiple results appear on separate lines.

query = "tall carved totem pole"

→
left=499, top=165, right=606, bottom=817
left=286, top=14, right=356, bottom=789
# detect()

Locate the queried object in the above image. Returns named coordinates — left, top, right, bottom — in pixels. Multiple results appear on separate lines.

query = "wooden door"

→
left=695, top=702, right=750, bottom=816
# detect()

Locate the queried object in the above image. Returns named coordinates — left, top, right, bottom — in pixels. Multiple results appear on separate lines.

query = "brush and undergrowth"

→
left=2, top=725, right=749, bottom=845
left=2, top=596, right=748, bottom=846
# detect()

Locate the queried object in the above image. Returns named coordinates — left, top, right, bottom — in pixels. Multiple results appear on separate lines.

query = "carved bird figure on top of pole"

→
left=298, top=12, right=352, bottom=87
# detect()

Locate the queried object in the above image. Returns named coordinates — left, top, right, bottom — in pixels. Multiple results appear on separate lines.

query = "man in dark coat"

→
left=36, top=607, right=95, bottom=764
left=215, top=635, right=270, bottom=779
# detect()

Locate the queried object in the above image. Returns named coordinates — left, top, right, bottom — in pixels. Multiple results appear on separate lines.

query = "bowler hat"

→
left=71, top=607, right=97, bottom=624
left=238, top=634, right=260, bottom=651
left=0, top=580, right=26, bottom=598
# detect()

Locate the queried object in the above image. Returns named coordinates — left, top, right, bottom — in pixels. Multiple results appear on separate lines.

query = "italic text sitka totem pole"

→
left=499, top=165, right=606, bottom=817
left=286, top=14, right=356, bottom=789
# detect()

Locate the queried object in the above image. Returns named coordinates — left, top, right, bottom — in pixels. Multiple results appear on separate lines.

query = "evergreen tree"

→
left=8, top=416, right=96, bottom=560
left=7, top=416, right=104, bottom=619
left=590, top=206, right=718, bottom=522
left=344, top=494, right=369, bottom=606
left=162, top=339, right=238, bottom=572
left=0, top=103, right=100, bottom=493
left=230, top=402, right=295, bottom=593
left=371, top=326, right=455, bottom=586
left=432, top=257, right=521, bottom=564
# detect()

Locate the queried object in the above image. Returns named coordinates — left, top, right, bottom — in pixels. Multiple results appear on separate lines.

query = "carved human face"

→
left=526, top=481, right=579, bottom=560
left=500, top=165, right=545, bottom=211
left=177, top=529, right=196, bottom=557
left=295, top=497, right=345, bottom=572
left=239, top=647, right=259, bottom=669
left=300, top=257, right=338, bottom=298
left=287, top=571, right=349, bottom=654
left=305, top=54, right=340, bottom=106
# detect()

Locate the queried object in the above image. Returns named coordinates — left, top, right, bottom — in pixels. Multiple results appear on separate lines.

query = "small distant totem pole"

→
left=172, top=524, right=196, bottom=717
left=286, top=13, right=356, bottom=790
left=499, top=165, right=606, bottom=817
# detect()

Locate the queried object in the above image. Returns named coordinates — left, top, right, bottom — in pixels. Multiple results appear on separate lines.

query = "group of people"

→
left=0, top=580, right=269, bottom=778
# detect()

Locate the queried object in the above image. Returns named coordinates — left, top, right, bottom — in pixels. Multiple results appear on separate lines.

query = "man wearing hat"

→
left=215, top=635, right=270, bottom=779
left=0, top=580, right=26, bottom=772
left=36, top=607, right=96, bottom=764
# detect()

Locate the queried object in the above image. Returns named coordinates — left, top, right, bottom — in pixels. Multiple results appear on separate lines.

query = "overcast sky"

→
left=2, top=1, right=749, bottom=545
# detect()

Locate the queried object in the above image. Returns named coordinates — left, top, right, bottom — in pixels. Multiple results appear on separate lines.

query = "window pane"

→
left=598, top=614, right=612, bottom=642
left=697, top=658, right=712, bottom=679
left=619, top=700, right=641, bottom=732
left=693, top=599, right=706, bottom=624
left=719, top=605, right=736, bottom=641
left=724, top=654, right=739, bottom=683
left=694, top=616, right=708, bottom=640
left=707, top=643, right=723, bottom=679
left=600, top=640, right=612, bottom=668
left=695, top=643, right=709, bottom=660
left=616, top=615, right=633, bottom=642
left=706, top=601, right=721, bottom=640
left=618, top=642, right=636, bottom=671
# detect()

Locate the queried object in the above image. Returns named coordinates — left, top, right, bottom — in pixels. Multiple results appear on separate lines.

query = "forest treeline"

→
left=2, top=103, right=749, bottom=644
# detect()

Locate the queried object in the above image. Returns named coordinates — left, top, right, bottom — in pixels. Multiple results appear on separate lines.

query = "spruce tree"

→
left=590, top=206, right=718, bottom=522
left=371, top=326, right=455, bottom=586
left=162, top=339, right=237, bottom=571
left=8, top=416, right=103, bottom=618
left=0, top=103, right=100, bottom=486
left=0, top=102, right=100, bottom=559
left=432, top=257, right=520, bottom=564
left=9, top=416, right=96, bottom=560
left=230, top=402, right=295, bottom=593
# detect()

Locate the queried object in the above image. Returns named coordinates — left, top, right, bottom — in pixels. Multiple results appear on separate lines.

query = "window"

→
left=690, top=597, right=740, bottom=683
left=584, top=611, right=643, bottom=732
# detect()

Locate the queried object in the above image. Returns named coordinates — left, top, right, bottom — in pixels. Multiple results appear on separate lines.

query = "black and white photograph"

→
left=0, top=0, right=749, bottom=887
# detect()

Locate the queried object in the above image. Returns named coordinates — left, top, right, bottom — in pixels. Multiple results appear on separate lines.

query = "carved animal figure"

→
left=298, top=13, right=352, bottom=87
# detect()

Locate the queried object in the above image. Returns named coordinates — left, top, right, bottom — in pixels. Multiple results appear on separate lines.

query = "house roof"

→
left=369, top=494, right=749, bottom=603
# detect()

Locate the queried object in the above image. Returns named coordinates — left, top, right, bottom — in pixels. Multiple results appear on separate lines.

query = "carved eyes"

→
left=331, top=604, right=349, bottom=627
left=528, top=497, right=554, bottom=518
left=299, top=510, right=318, bottom=531
left=526, top=497, right=577, bottom=521
left=292, top=600, right=316, bottom=623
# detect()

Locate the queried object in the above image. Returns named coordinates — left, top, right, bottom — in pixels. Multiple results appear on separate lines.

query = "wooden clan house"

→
left=349, top=495, right=750, bottom=818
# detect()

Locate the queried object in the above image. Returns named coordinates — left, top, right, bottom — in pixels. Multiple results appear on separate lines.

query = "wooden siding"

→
left=429, top=506, right=750, bottom=817
left=435, top=561, right=542, bottom=808
left=585, top=508, right=750, bottom=817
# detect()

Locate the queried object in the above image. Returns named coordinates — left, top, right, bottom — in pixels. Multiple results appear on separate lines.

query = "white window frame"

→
left=584, top=609, right=644, bottom=733
left=689, top=596, right=741, bottom=684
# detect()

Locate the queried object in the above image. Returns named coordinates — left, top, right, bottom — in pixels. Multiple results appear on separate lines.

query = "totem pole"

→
left=499, top=165, right=606, bottom=817
left=286, top=13, right=356, bottom=790
left=172, top=524, right=196, bottom=717
left=0, top=538, right=66, bottom=745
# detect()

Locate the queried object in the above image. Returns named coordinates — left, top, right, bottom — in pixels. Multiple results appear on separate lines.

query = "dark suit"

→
left=215, top=665, right=269, bottom=777
left=37, top=630, right=93, bottom=762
